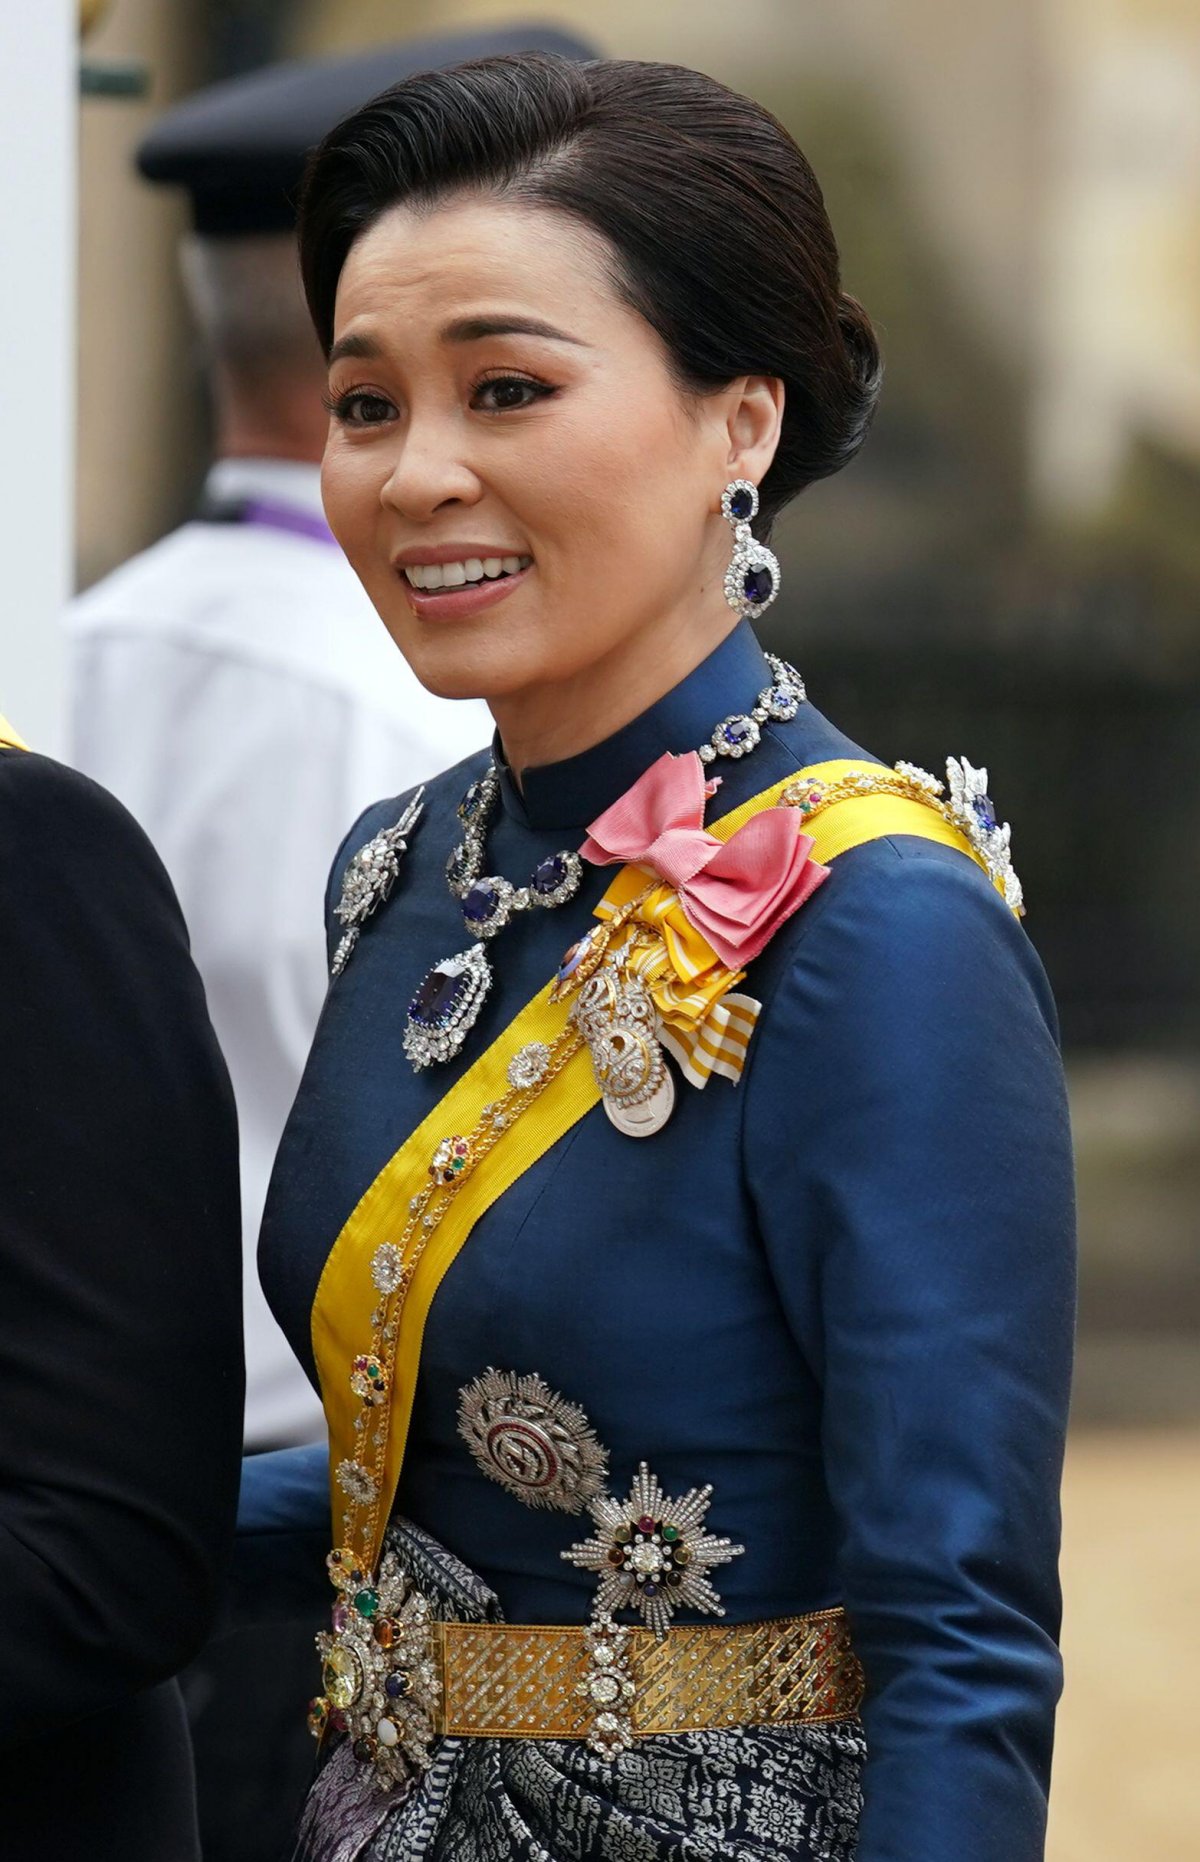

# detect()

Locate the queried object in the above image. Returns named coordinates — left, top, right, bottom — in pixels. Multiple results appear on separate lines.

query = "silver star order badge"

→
left=562, top=1462, right=743, bottom=1640
left=457, top=1367, right=609, bottom=1514
left=331, top=788, right=425, bottom=977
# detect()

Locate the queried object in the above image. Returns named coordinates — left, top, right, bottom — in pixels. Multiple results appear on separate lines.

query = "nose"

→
left=378, top=416, right=482, bottom=522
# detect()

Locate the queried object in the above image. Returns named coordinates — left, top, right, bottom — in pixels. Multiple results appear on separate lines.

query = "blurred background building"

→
left=8, top=0, right=1200, bottom=1854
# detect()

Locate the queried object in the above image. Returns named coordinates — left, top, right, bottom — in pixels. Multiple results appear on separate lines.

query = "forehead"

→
left=331, top=194, right=619, bottom=342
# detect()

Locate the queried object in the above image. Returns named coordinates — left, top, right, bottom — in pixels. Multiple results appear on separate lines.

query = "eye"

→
left=470, top=373, right=555, bottom=413
left=323, top=388, right=398, bottom=427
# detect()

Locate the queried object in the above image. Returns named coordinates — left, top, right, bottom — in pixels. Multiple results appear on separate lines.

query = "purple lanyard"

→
left=241, top=497, right=340, bottom=548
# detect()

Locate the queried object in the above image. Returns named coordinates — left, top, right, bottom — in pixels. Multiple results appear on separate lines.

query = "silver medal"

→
left=572, top=964, right=676, bottom=1139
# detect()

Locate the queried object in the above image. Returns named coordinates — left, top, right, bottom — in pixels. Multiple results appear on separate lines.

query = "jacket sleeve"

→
left=743, top=836, right=1076, bottom=1861
left=0, top=752, right=244, bottom=1743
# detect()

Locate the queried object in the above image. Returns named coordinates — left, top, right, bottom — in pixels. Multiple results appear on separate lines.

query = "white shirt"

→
left=66, top=458, right=488, bottom=1448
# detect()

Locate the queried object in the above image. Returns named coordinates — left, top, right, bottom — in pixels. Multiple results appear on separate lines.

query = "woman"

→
left=0, top=716, right=244, bottom=1858
left=259, top=53, right=1075, bottom=1862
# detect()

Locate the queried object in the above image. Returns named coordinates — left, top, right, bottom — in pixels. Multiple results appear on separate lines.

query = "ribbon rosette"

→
left=579, top=752, right=829, bottom=1088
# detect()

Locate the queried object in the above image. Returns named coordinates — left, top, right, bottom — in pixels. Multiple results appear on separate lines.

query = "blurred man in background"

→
left=65, top=23, right=596, bottom=1860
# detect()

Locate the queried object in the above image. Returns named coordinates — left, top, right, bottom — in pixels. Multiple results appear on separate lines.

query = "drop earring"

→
left=721, top=479, right=780, bottom=619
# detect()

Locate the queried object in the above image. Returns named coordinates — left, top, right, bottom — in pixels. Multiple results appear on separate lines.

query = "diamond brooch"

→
left=331, top=788, right=425, bottom=977
left=563, top=1462, right=743, bottom=1640
left=335, top=1459, right=378, bottom=1507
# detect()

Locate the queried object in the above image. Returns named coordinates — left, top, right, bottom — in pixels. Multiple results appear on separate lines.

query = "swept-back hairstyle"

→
left=298, top=54, right=881, bottom=531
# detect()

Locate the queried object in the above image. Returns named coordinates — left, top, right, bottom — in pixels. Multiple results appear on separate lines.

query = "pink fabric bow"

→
left=580, top=751, right=829, bottom=969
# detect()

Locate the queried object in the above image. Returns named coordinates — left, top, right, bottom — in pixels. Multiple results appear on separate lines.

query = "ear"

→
left=724, top=376, right=785, bottom=489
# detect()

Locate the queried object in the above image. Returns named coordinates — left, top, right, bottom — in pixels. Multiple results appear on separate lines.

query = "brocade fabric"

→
left=295, top=1520, right=864, bottom=1862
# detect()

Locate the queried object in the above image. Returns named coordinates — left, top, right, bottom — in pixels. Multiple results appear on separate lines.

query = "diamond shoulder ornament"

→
left=331, top=788, right=425, bottom=976
left=943, top=757, right=1024, bottom=913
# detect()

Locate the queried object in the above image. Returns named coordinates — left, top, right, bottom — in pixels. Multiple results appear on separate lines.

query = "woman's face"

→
left=321, top=194, right=764, bottom=711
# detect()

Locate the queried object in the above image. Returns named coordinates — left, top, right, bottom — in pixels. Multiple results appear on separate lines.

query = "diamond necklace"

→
left=401, top=653, right=806, bottom=1071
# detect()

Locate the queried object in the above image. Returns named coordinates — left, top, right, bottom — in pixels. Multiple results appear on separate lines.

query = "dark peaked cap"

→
left=137, top=23, right=598, bottom=237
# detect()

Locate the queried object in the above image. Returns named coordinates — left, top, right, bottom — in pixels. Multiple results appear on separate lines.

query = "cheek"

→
left=525, top=395, right=697, bottom=566
left=321, top=437, right=383, bottom=555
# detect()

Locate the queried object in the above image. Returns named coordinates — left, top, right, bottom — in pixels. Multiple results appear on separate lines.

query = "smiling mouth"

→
left=403, top=554, right=532, bottom=590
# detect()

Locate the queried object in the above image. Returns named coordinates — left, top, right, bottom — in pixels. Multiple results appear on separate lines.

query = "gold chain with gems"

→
left=332, top=882, right=660, bottom=1580
left=781, top=762, right=942, bottom=819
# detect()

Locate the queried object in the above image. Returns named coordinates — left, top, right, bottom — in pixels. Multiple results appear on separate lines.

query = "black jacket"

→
left=0, top=749, right=244, bottom=1859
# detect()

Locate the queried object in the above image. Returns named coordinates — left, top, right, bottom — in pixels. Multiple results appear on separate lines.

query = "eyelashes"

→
left=323, top=373, right=558, bottom=427
left=321, top=388, right=396, bottom=426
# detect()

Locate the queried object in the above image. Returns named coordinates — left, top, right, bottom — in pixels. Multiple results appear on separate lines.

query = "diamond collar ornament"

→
left=331, top=788, right=425, bottom=977
left=310, top=1549, right=441, bottom=1788
left=943, top=757, right=1024, bottom=914
left=562, top=1462, right=744, bottom=1639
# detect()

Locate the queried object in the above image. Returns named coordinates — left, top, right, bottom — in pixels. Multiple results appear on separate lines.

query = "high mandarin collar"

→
left=495, top=624, right=774, bottom=833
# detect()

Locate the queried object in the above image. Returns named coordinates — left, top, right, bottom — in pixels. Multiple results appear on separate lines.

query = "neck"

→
left=491, top=599, right=741, bottom=782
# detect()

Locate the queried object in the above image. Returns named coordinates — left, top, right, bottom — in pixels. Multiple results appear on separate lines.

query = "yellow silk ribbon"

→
left=312, top=759, right=989, bottom=1559
left=0, top=712, right=28, bottom=751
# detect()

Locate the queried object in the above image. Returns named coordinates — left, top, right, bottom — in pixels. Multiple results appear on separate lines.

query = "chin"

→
left=384, top=592, right=579, bottom=700
left=378, top=616, right=532, bottom=705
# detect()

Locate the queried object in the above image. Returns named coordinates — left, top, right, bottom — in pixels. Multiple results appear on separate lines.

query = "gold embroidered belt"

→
left=434, top=1608, right=863, bottom=1739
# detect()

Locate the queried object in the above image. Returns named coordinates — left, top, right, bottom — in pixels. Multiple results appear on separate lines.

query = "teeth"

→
left=403, top=555, right=532, bottom=589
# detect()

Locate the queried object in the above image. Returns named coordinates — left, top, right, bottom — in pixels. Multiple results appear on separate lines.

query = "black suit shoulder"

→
left=0, top=748, right=244, bottom=1748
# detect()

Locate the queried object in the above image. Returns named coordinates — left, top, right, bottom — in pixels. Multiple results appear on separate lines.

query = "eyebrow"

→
left=327, top=315, right=587, bottom=367
left=327, top=332, right=379, bottom=365
left=441, top=314, right=587, bottom=347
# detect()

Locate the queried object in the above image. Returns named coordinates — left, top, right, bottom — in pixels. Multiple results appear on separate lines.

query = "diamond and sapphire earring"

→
left=721, top=479, right=780, bottom=620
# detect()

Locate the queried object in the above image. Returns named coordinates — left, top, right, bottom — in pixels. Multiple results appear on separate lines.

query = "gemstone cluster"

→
left=563, top=1462, right=744, bottom=1640
left=310, top=1549, right=441, bottom=1789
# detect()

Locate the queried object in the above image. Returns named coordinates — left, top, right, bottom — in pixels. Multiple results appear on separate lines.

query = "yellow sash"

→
left=312, top=760, right=987, bottom=1561
left=0, top=712, right=28, bottom=751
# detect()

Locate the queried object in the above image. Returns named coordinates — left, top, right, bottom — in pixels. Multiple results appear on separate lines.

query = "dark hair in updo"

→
left=298, top=54, right=881, bottom=532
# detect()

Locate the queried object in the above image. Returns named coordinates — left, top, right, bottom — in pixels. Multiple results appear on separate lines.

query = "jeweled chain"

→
left=443, top=652, right=805, bottom=944
left=445, top=765, right=585, bottom=941
left=334, top=884, right=660, bottom=1572
left=334, top=1027, right=580, bottom=1563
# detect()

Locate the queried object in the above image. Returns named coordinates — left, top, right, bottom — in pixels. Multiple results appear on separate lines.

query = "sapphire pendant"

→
left=403, top=943, right=493, bottom=1070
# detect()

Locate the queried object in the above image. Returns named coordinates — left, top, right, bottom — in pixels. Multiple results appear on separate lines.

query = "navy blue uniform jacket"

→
left=260, top=624, right=1076, bottom=1860
left=0, top=749, right=244, bottom=1859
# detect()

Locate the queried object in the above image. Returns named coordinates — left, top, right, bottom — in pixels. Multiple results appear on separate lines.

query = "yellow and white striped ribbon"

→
left=594, top=876, right=760, bottom=1089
